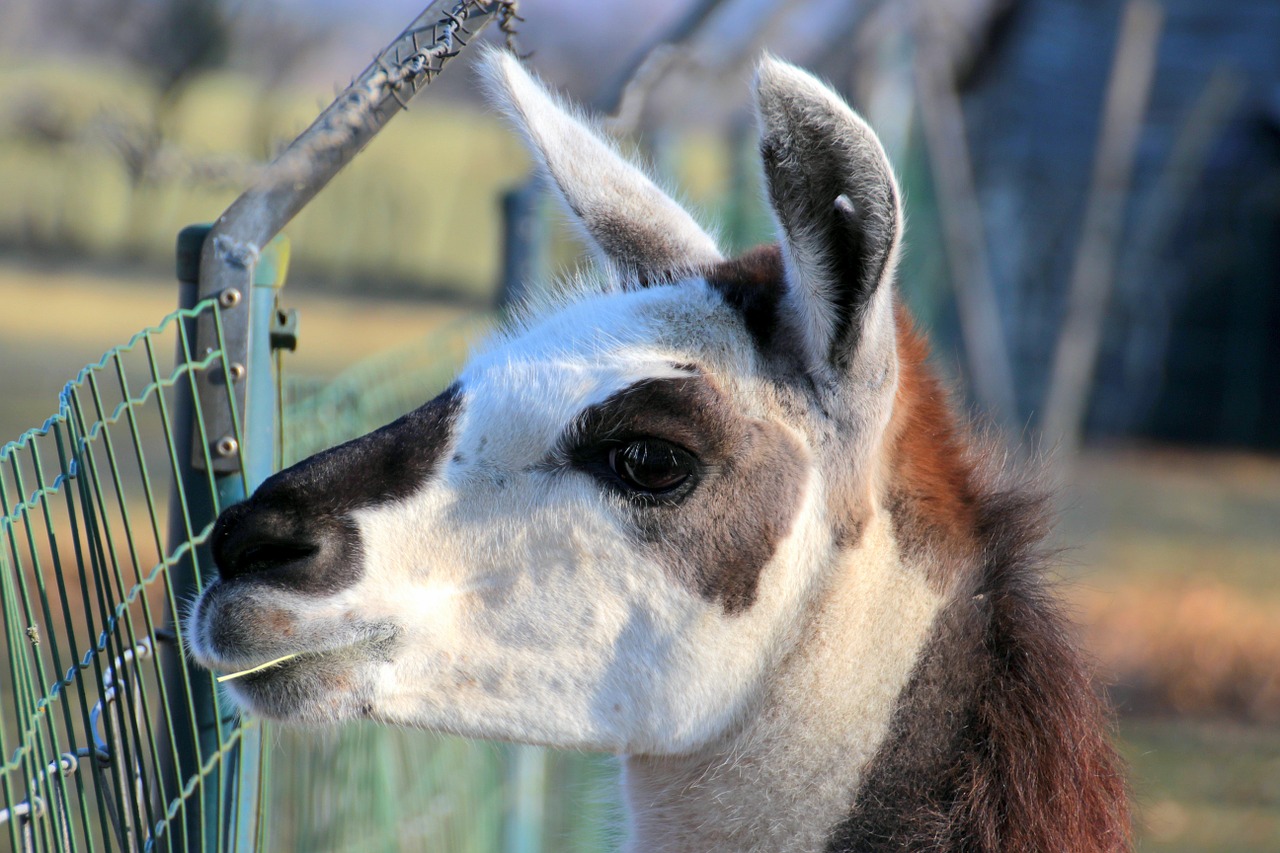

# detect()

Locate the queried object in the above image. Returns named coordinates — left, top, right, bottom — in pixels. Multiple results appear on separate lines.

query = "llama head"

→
left=188, top=51, right=905, bottom=755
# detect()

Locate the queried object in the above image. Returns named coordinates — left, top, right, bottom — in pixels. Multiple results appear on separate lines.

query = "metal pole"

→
left=190, top=0, right=512, bottom=475
left=159, top=226, right=289, bottom=852
left=158, top=4, right=511, bottom=849
left=157, top=223, right=232, bottom=853
left=497, top=181, right=546, bottom=311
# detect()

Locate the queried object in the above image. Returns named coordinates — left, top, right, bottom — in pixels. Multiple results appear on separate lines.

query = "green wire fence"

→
left=0, top=249, right=620, bottom=852
left=0, top=289, right=269, bottom=850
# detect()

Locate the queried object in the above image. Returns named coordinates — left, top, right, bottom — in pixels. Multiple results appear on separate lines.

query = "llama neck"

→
left=620, top=512, right=1129, bottom=852
left=621, top=313, right=1129, bottom=851
left=827, top=510, right=1131, bottom=851
left=622, top=509, right=946, bottom=853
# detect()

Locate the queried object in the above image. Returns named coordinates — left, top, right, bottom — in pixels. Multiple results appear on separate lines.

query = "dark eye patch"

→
left=557, top=374, right=728, bottom=502
left=554, top=372, right=807, bottom=614
left=564, top=375, right=724, bottom=455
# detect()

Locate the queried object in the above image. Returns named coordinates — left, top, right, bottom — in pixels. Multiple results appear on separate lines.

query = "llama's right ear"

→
left=479, top=49, right=722, bottom=280
left=755, top=58, right=902, bottom=377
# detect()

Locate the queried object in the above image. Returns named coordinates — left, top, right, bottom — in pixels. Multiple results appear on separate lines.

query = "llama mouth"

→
left=208, top=648, right=328, bottom=687
left=189, top=576, right=399, bottom=669
left=205, top=628, right=396, bottom=683
left=212, top=641, right=384, bottom=723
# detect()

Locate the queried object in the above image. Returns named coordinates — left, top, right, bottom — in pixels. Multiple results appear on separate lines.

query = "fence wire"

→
left=0, top=3, right=619, bottom=849
left=1, top=302, right=619, bottom=852
left=0, top=299, right=265, bottom=851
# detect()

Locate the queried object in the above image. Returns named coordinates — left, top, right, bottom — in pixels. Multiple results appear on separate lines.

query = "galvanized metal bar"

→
left=160, top=229, right=256, bottom=853
left=154, top=4, right=515, bottom=850
left=192, top=0, right=512, bottom=474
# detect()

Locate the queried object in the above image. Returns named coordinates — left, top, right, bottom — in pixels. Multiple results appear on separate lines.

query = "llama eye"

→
left=607, top=439, right=695, bottom=494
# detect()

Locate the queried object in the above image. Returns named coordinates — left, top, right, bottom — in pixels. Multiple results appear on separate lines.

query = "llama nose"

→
left=211, top=500, right=320, bottom=584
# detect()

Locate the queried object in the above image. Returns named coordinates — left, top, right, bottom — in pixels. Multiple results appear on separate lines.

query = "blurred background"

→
left=0, top=0, right=1277, bottom=850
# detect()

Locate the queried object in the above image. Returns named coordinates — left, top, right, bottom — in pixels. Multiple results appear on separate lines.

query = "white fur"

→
left=349, top=282, right=813, bottom=753
left=624, top=508, right=941, bottom=853
left=480, top=49, right=723, bottom=276
left=190, top=53, right=940, bottom=852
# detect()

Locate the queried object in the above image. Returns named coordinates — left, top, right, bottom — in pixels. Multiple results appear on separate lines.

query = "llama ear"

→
left=755, top=57, right=902, bottom=375
left=480, top=49, right=723, bottom=280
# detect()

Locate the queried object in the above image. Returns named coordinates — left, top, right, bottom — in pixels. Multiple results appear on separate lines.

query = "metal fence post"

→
left=159, top=225, right=288, bottom=852
left=501, top=175, right=548, bottom=853
left=153, top=4, right=511, bottom=849
left=497, top=180, right=546, bottom=311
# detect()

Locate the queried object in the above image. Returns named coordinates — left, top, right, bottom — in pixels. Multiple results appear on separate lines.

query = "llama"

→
left=188, top=50, right=1130, bottom=852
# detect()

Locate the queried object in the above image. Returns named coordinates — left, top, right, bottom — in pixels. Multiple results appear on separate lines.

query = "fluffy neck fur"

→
left=621, top=310, right=1130, bottom=853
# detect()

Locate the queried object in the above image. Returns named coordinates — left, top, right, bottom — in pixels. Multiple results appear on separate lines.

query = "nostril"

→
left=236, top=541, right=318, bottom=575
left=217, top=533, right=319, bottom=582
left=213, top=503, right=320, bottom=583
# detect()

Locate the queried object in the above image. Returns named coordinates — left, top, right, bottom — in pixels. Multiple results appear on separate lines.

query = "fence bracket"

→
left=271, top=309, right=300, bottom=352
left=178, top=0, right=511, bottom=475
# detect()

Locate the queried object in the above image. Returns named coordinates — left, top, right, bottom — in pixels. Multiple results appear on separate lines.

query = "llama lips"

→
left=216, top=652, right=300, bottom=683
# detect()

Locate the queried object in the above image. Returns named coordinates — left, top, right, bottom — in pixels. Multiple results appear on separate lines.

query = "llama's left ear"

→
left=755, top=57, right=902, bottom=376
left=480, top=49, right=723, bottom=280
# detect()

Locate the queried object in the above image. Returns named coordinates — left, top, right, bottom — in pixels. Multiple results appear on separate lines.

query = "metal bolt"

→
left=218, top=288, right=242, bottom=309
left=227, top=362, right=246, bottom=382
left=215, top=437, right=239, bottom=458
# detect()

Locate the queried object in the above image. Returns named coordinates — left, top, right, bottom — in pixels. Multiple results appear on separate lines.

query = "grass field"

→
left=0, top=59, right=750, bottom=308
left=0, top=256, right=473, bottom=444
left=3, top=256, right=1279, bottom=850
left=1063, top=450, right=1280, bottom=849
left=0, top=59, right=531, bottom=300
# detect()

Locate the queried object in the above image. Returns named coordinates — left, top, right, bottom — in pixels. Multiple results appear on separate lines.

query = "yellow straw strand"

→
left=216, top=653, right=300, bottom=683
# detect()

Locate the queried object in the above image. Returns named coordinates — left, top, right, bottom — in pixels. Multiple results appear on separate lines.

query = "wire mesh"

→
left=0, top=2, right=617, bottom=844
left=280, top=314, right=490, bottom=466
left=2, top=304, right=623, bottom=853
left=0, top=299, right=267, bottom=851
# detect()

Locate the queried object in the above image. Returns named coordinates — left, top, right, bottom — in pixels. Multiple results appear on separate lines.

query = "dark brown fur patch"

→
left=826, top=483, right=1131, bottom=852
left=211, top=384, right=463, bottom=593
left=565, top=374, right=806, bottom=614
left=826, top=308, right=1131, bottom=851
left=702, top=244, right=786, bottom=352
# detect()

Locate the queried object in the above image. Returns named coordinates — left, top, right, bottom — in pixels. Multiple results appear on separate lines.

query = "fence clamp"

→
left=271, top=308, right=300, bottom=352
left=178, top=225, right=289, bottom=473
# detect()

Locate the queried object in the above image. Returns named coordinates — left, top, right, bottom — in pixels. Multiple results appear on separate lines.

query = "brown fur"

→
left=828, top=304, right=1132, bottom=851
left=884, top=305, right=982, bottom=589
left=703, top=244, right=788, bottom=353
left=563, top=374, right=807, bottom=614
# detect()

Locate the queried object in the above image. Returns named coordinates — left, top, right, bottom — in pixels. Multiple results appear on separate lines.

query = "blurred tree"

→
left=29, top=0, right=233, bottom=186
left=49, top=0, right=233, bottom=104
left=19, top=0, right=332, bottom=185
